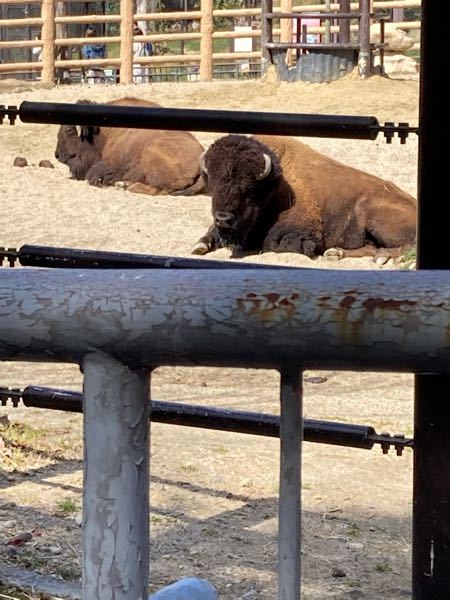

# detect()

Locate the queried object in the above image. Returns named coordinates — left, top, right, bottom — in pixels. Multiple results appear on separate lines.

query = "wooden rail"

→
left=0, top=0, right=420, bottom=83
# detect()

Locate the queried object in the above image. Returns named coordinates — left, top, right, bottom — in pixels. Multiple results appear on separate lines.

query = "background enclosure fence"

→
left=0, top=0, right=420, bottom=82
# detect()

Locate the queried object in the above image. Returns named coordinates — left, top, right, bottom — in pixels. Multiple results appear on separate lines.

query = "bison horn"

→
left=256, top=153, right=272, bottom=180
left=199, top=150, right=208, bottom=174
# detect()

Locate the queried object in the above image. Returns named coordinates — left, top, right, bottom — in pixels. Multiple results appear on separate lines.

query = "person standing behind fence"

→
left=82, top=25, right=106, bottom=84
left=133, top=23, right=152, bottom=84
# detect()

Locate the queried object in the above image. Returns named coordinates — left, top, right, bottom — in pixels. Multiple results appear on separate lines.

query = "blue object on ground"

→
left=149, top=577, right=218, bottom=599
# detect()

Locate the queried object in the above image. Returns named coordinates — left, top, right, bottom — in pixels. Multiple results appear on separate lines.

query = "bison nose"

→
left=54, top=151, right=59, bottom=159
left=214, top=211, right=234, bottom=228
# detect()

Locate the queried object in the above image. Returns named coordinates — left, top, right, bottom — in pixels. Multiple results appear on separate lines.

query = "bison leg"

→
left=373, top=245, right=415, bottom=265
left=170, top=175, right=207, bottom=196
left=191, top=224, right=221, bottom=255
left=324, top=245, right=377, bottom=261
left=85, top=161, right=124, bottom=187
left=264, top=223, right=321, bottom=257
left=121, top=182, right=163, bottom=195
left=116, top=181, right=199, bottom=196
left=324, top=244, right=414, bottom=265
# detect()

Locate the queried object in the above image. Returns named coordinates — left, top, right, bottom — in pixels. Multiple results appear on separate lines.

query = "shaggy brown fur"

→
left=193, top=134, right=416, bottom=261
left=55, top=97, right=206, bottom=196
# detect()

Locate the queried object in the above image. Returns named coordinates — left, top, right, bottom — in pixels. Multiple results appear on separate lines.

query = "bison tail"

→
left=170, top=174, right=207, bottom=197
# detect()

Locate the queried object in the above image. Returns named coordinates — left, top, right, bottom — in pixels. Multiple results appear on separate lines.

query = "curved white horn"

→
left=256, top=153, right=272, bottom=180
left=199, top=150, right=208, bottom=174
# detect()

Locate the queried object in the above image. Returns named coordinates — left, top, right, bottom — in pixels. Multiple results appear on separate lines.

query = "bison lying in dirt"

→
left=192, top=134, right=416, bottom=262
left=55, top=97, right=205, bottom=195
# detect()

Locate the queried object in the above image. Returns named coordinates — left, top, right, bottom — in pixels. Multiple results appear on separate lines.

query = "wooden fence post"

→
left=324, top=0, right=331, bottom=43
left=41, top=0, right=55, bottom=85
left=280, top=0, right=294, bottom=66
left=200, top=0, right=213, bottom=81
left=120, top=0, right=134, bottom=84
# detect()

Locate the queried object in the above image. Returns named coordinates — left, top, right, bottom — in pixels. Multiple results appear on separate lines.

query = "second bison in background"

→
left=193, top=134, right=416, bottom=262
left=55, top=97, right=205, bottom=195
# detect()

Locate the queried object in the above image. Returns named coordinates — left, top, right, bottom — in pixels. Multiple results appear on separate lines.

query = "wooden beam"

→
left=41, top=0, right=55, bottom=85
left=120, top=0, right=134, bottom=84
left=200, top=0, right=213, bottom=81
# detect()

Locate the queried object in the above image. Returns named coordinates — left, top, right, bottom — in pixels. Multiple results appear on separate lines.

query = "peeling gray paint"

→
left=82, top=353, right=150, bottom=600
left=1, top=269, right=450, bottom=372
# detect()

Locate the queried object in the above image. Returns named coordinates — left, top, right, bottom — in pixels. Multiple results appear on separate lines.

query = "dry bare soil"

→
left=0, top=72, right=419, bottom=599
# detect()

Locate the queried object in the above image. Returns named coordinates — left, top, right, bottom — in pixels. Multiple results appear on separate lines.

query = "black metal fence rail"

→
left=0, top=101, right=418, bottom=143
left=0, top=385, right=413, bottom=455
left=0, top=244, right=299, bottom=271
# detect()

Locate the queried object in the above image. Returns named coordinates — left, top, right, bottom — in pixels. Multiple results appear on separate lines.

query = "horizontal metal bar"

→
left=13, top=385, right=411, bottom=453
left=17, top=101, right=381, bottom=140
left=13, top=244, right=298, bottom=271
left=266, top=12, right=361, bottom=19
left=266, top=42, right=361, bottom=50
left=1, top=269, right=450, bottom=373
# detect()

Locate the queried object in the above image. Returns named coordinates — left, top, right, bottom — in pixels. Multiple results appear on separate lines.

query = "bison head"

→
left=54, top=100, right=101, bottom=180
left=200, top=135, right=282, bottom=250
left=55, top=124, right=80, bottom=164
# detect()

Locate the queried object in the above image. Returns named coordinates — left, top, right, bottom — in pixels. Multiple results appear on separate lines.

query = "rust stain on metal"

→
left=340, top=295, right=356, bottom=309
left=333, top=309, right=363, bottom=346
left=266, top=293, right=280, bottom=303
left=329, top=293, right=363, bottom=345
left=362, top=297, right=416, bottom=313
left=237, top=292, right=301, bottom=322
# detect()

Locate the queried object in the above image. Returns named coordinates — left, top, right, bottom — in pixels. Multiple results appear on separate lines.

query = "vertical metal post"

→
left=358, top=0, right=370, bottom=78
left=413, top=1, right=450, bottom=598
left=339, top=0, right=350, bottom=44
left=278, top=369, right=303, bottom=600
left=261, top=0, right=273, bottom=75
left=83, top=352, right=150, bottom=600
left=392, top=8, right=404, bottom=23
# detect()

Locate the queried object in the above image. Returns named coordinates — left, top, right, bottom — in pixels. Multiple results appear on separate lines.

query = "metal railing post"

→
left=278, top=369, right=303, bottom=599
left=82, top=352, right=150, bottom=600
left=413, top=1, right=450, bottom=597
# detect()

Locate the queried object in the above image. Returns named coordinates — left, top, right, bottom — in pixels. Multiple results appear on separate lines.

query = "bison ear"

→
left=75, top=100, right=99, bottom=143
left=80, top=125, right=100, bottom=144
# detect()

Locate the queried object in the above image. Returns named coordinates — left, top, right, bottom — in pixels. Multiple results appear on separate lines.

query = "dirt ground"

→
left=0, top=72, right=419, bottom=599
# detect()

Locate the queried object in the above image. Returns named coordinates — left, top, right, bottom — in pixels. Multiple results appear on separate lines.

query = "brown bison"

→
left=192, top=134, right=416, bottom=263
left=55, top=97, right=206, bottom=195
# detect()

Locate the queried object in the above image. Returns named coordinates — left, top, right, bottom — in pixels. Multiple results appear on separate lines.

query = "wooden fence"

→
left=0, top=0, right=421, bottom=84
